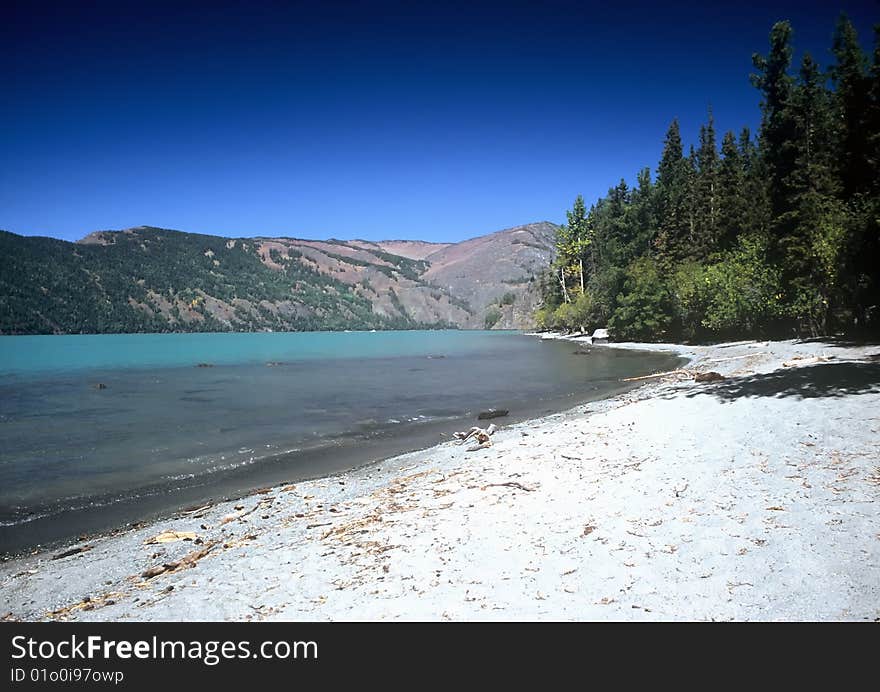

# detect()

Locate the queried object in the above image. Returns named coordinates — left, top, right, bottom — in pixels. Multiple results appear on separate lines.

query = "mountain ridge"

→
left=1, top=222, right=558, bottom=335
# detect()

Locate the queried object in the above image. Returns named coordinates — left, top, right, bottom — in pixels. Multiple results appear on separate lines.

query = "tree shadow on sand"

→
left=667, top=361, right=880, bottom=402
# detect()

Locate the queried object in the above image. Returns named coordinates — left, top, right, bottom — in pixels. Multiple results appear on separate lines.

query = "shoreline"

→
left=0, top=339, right=682, bottom=558
left=1, top=337, right=878, bottom=621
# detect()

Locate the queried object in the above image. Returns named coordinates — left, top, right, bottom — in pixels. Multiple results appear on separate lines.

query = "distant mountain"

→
left=0, top=222, right=557, bottom=334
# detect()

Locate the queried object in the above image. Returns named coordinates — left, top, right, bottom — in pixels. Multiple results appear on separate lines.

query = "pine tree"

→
left=717, top=130, right=746, bottom=249
left=784, top=52, right=843, bottom=334
left=738, top=127, right=771, bottom=237
left=683, top=145, right=699, bottom=259
left=655, top=119, right=689, bottom=260
left=630, top=167, right=657, bottom=257
left=695, top=108, right=719, bottom=256
left=830, top=13, right=870, bottom=197
left=789, top=53, right=838, bottom=201
left=864, top=25, right=880, bottom=192
left=751, top=21, right=798, bottom=222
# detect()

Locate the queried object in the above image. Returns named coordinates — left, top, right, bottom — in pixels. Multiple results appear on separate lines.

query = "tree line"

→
left=537, top=15, right=880, bottom=342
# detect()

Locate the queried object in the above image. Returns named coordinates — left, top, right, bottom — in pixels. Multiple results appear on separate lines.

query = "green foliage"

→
left=672, top=235, right=783, bottom=339
left=547, top=291, right=597, bottom=333
left=533, top=307, right=552, bottom=330
left=609, top=258, right=672, bottom=341
left=484, top=308, right=502, bottom=329
left=499, top=292, right=516, bottom=306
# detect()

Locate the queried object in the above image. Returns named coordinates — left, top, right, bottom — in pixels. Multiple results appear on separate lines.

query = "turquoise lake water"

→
left=0, top=330, right=682, bottom=554
left=0, top=330, right=524, bottom=376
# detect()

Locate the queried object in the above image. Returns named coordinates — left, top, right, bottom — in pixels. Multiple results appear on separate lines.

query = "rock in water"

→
left=478, top=409, right=509, bottom=420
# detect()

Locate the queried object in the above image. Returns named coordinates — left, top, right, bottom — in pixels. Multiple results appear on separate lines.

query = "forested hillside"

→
left=0, top=223, right=556, bottom=334
left=539, top=15, right=880, bottom=341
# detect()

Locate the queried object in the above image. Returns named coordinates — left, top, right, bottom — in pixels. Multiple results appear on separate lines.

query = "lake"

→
left=0, top=330, right=682, bottom=553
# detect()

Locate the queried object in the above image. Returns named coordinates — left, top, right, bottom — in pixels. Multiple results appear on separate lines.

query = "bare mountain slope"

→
left=421, top=222, right=557, bottom=328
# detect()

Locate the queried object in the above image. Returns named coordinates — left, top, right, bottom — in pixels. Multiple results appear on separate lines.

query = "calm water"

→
left=0, top=331, right=682, bottom=554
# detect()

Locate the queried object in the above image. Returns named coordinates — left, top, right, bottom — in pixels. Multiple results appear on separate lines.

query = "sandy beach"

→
left=2, top=337, right=878, bottom=622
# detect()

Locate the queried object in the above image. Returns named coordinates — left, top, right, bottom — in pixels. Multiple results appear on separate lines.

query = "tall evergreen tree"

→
left=864, top=25, right=880, bottom=192
left=738, top=126, right=771, bottom=237
left=655, top=119, right=689, bottom=260
left=751, top=21, right=798, bottom=223
left=683, top=145, right=700, bottom=260
left=630, top=167, right=657, bottom=257
left=784, top=52, right=844, bottom=334
left=717, top=130, right=746, bottom=249
left=695, top=108, right=719, bottom=255
left=789, top=53, right=838, bottom=201
left=830, top=13, right=870, bottom=196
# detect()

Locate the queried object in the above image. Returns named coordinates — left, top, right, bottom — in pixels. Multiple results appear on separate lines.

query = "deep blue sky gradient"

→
left=2, top=0, right=877, bottom=242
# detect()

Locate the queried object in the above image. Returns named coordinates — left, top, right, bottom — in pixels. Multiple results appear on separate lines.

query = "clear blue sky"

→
left=2, top=0, right=877, bottom=243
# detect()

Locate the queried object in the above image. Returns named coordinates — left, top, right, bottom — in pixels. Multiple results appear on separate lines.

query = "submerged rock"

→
left=478, top=409, right=509, bottom=420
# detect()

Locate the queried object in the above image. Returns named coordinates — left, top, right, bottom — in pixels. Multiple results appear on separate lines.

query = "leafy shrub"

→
left=672, top=234, right=782, bottom=339
left=609, top=257, right=673, bottom=340
left=484, top=308, right=502, bottom=329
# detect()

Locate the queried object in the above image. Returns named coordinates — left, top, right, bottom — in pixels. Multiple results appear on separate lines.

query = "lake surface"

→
left=0, top=331, right=683, bottom=554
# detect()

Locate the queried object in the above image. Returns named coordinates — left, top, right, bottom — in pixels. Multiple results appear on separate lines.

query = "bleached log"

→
left=703, top=352, right=769, bottom=364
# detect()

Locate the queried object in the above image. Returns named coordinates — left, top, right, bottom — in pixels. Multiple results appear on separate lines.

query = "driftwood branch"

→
left=140, top=541, right=218, bottom=580
left=622, top=369, right=691, bottom=382
left=454, top=423, right=497, bottom=451
left=481, top=482, right=534, bottom=492
left=52, top=545, right=93, bottom=561
left=623, top=369, right=726, bottom=383
left=783, top=355, right=831, bottom=368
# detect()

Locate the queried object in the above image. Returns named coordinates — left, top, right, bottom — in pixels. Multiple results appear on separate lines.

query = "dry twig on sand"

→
left=481, top=482, right=534, bottom=492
